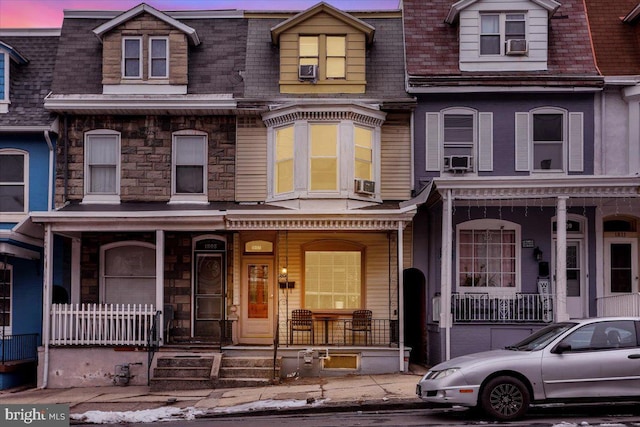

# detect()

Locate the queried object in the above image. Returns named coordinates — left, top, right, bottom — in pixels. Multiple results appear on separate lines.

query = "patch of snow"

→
left=70, top=407, right=204, bottom=424
left=212, top=398, right=328, bottom=414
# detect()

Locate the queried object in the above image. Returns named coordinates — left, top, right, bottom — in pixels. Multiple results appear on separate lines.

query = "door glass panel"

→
left=197, top=256, right=222, bottom=295
left=566, top=243, right=580, bottom=297
left=610, top=243, right=632, bottom=293
left=248, top=264, right=269, bottom=319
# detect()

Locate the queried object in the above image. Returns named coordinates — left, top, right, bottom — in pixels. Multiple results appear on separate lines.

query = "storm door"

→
left=604, top=238, right=638, bottom=296
left=193, top=253, right=224, bottom=340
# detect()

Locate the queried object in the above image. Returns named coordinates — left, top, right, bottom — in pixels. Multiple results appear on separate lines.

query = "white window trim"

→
left=0, top=148, right=29, bottom=220
left=0, top=262, right=12, bottom=335
left=99, top=241, right=156, bottom=304
left=530, top=106, right=568, bottom=174
left=441, top=107, right=477, bottom=174
left=122, top=37, right=143, bottom=79
left=267, top=117, right=381, bottom=202
left=148, top=37, right=169, bottom=79
left=170, top=130, right=208, bottom=204
left=479, top=12, right=527, bottom=57
left=456, top=218, right=521, bottom=296
left=308, top=121, right=341, bottom=195
left=83, top=129, right=121, bottom=204
left=0, top=51, right=9, bottom=113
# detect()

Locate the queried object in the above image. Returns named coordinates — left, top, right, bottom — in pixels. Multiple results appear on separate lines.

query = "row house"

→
left=0, top=29, right=59, bottom=388
left=28, top=3, right=416, bottom=387
left=403, top=0, right=638, bottom=366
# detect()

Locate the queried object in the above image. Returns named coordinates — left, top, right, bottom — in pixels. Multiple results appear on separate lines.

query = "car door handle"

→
left=628, top=354, right=640, bottom=359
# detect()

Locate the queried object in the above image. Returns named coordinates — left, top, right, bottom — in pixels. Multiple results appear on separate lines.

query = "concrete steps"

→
left=149, top=353, right=280, bottom=391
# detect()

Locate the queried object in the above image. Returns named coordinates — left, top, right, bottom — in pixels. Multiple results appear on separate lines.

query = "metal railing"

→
left=1, top=333, right=39, bottom=364
left=597, top=293, right=640, bottom=317
left=50, top=303, right=156, bottom=346
left=286, top=318, right=398, bottom=346
left=452, top=293, right=553, bottom=323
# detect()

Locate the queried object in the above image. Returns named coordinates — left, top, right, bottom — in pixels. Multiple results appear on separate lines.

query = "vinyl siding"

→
left=381, top=118, right=412, bottom=200
left=236, top=118, right=267, bottom=202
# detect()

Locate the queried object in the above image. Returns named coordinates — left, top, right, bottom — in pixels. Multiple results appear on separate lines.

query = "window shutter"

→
left=478, top=112, right=493, bottom=171
left=425, top=112, right=440, bottom=171
left=515, top=112, right=530, bottom=171
left=568, top=112, right=584, bottom=172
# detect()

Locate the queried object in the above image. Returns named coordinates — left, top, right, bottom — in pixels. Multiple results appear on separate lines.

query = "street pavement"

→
left=0, top=365, right=428, bottom=423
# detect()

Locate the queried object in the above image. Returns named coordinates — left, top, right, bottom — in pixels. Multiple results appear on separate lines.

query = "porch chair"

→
left=344, top=309, right=372, bottom=345
left=290, top=309, right=314, bottom=345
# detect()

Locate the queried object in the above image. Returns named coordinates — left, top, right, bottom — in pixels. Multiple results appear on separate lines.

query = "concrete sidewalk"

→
left=0, top=366, right=428, bottom=423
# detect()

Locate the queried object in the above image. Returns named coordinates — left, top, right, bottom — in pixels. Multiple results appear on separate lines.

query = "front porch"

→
left=597, top=293, right=640, bottom=317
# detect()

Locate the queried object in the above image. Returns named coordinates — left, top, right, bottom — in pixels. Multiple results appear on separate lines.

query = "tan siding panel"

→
left=381, top=123, right=412, bottom=200
left=236, top=124, right=267, bottom=202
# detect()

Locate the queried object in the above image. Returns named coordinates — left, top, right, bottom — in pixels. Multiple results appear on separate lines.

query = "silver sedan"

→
left=416, top=317, right=640, bottom=420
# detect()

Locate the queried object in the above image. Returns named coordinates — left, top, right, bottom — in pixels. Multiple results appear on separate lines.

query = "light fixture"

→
left=279, top=267, right=294, bottom=289
left=533, top=246, right=543, bottom=262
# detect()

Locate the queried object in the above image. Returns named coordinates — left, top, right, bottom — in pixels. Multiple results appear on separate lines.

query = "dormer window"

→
left=123, top=37, right=142, bottom=78
left=480, top=13, right=526, bottom=56
left=149, top=37, right=168, bottom=78
left=298, top=35, right=346, bottom=80
left=0, top=42, right=29, bottom=114
left=326, top=36, right=346, bottom=78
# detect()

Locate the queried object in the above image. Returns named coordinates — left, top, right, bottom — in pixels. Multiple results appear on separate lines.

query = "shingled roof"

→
left=0, top=31, right=59, bottom=128
left=51, top=13, right=246, bottom=97
left=242, top=12, right=411, bottom=103
left=403, top=0, right=600, bottom=85
left=584, top=0, right=640, bottom=76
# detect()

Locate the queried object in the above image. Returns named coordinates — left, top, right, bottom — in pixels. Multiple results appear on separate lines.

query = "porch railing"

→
left=286, top=318, right=398, bottom=346
left=1, top=333, right=39, bottom=364
left=452, top=293, right=554, bottom=323
left=597, top=293, right=640, bottom=317
left=50, top=304, right=156, bottom=346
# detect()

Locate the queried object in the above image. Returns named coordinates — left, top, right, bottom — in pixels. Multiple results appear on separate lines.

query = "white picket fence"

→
left=50, top=304, right=156, bottom=346
left=597, top=293, right=640, bottom=317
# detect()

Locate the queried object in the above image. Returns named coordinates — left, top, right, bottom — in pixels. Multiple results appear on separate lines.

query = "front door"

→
left=604, top=237, right=638, bottom=296
left=240, top=259, right=274, bottom=344
left=565, top=241, right=585, bottom=319
left=193, top=253, right=224, bottom=340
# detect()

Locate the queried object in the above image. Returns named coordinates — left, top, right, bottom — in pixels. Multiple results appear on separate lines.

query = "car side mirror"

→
left=552, top=342, right=572, bottom=354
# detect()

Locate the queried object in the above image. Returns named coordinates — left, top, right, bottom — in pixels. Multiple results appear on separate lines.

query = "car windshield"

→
left=505, top=322, right=577, bottom=351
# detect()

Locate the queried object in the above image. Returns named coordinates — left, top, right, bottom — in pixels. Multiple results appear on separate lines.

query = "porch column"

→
left=70, top=237, right=81, bottom=304
left=441, top=190, right=453, bottom=360
left=555, top=196, right=569, bottom=321
left=40, top=224, right=54, bottom=388
left=156, top=230, right=165, bottom=343
left=397, top=221, right=405, bottom=372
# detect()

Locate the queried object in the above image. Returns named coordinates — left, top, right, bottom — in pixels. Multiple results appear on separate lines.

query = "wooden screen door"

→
left=193, top=253, right=224, bottom=340
left=240, top=258, right=274, bottom=344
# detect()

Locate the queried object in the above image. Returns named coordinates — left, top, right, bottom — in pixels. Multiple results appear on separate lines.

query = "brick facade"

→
left=55, top=115, right=236, bottom=207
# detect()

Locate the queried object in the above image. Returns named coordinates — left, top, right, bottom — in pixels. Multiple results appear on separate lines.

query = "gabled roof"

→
left=270, top=2, right=375, bottom=45
left=0, top=30, right=60, bottom=129
left=403, top=0, right=600, bottom=83
left=0, top=41, right=29, bottom=64
left=92, top=2, right=200, bottom=45
left=584, top=0, right=640, bottom=76
left=445, top=0, right=561, bottom=24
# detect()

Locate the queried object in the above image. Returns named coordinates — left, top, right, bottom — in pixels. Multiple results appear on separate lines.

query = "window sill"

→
left=169, top=195, right=208, bottom=204
left=0, top=212, right=26, bottom=222
left=81, top=195, right=121, bottom=204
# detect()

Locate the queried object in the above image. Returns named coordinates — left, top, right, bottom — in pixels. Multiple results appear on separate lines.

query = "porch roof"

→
left=406, top=176, right=640, bottom=208
left=27, top=200, right=416, bottom=233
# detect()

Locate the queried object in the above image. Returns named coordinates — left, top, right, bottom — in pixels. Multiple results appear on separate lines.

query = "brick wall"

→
left=55, top=114, right=236, bottom=206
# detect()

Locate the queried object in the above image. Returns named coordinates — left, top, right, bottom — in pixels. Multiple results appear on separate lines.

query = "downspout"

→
left=397, top=222, right=405, bottom=372
left=43, top=130, right=53, bottom=210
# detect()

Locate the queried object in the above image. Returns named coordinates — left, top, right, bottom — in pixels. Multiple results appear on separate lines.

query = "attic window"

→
left=123, top=37, right=142, bottom=78
left=149, top=37, right=168, bottom=78
left=480, top=13, right=526, bottom=56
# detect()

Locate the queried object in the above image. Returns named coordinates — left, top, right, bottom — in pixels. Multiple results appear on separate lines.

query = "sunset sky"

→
left=0, top=0, right=400, bottom=28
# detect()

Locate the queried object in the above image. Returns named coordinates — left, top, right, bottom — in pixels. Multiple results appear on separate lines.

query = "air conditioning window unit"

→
left=444, top=155, right=473, bottom=173
left=299, top=64, right=318, bottom=80
left=506, top=39, right=527, bottom=55
left=354, top=179, right=375, bottom=195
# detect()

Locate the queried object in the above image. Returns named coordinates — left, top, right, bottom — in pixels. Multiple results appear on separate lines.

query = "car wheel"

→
left=480, top=376, right=530, bottom=420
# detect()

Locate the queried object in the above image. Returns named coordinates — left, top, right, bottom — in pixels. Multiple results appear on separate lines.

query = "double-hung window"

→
left=172, top=132, right=207, bottom=202
left=354, top=126, right=373, bottom=181
left=0, top=149, right=27, bottom=215
left=149, top=37, right=168, bottom=78
left=326, top=36, right=346, bottom=79
left=123, top=37, right=142, bottom=78
left=84, top=131, right=120, bottom=203
left=532, top=111, right=564, bottom=172
left=480, top=13, right=526, bottom=56
left=275, top=126, right=294, bottom=195
left=299, top=36, right=319, bottom=68
left=458, top=219, right=519, bottom=290
left=443, top=111, right=475, bottom=167
left=309, top=124, right=338, bottom=191
left=0, top=264, right=11, bottom=334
